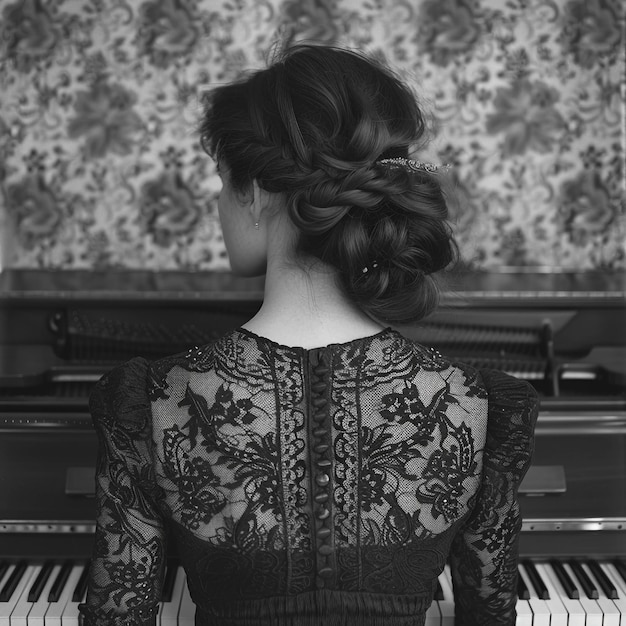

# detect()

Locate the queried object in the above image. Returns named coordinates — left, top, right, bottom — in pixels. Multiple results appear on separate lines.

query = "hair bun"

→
left=200, top=44, right=458, bottom=322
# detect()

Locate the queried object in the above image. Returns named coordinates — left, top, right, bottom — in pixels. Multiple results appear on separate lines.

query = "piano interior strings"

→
left=1, top=268, right=625, bottom=623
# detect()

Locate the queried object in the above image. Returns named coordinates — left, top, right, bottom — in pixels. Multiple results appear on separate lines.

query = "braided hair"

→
left=200, top=44, right=458, bottom=323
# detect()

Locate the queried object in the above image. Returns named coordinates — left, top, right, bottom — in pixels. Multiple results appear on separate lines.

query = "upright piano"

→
left=1, top=268, right=625, bottom=624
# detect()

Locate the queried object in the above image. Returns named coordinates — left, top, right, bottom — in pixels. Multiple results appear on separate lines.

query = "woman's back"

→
left=83, top=327, right=537, bottom=625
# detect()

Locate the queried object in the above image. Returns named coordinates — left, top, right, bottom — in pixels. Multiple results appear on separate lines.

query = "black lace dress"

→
left=79, top=327, right=538, bottom=626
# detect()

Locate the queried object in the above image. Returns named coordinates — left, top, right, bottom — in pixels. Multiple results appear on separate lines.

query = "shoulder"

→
left=89, top=357, right=151, bottom=432
left=427, top=348, right=538, bottom=423
left=406, top=340, right=539, bottom=449
left=391, top=334, right=489, bottom=400
left=479, top=368, right=539, bottom=433
left=446, top=360, right=539, bottom=433
left=477, top=368, right=539, bottom=475
left=480, top=368, right=539, bottom=408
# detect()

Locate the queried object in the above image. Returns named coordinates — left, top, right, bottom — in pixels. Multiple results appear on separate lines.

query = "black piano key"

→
left=568, top=560, right=599, bottom=599
left=0, top=561, right=9, bottom=584
left=434, top=580, right=444, bottom=601
left=72, top=562, right=90, bottom=602
left=28, top=561, right=55, bottom=602
left=0, top=561, right=27, bottom=601
left=161, top=563, right=178, bottom=603
left=522, top=560, right=550, bottom=600
left=517, top=569, right=530, bottom=600
left=613, top=559, right=626, bottom=586
left=550, top=559, right=579, bottom=599
left=48, top=560, right=73, bottom=602
left=587, top=560, right=618, bottom=599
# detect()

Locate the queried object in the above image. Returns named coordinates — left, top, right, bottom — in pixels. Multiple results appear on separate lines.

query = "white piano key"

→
left=425, top=592, right=441, bottom=626
left=0, top=564, right=37, bottom=626
left=61, top=564, right=88, bottom=626
left=25, top=563, right=62, bottom=626
left=437, top=566, right=454, bottom=626
left=581, top=561, right=620, bottom=626
left=532, top=563, right=569, bottom=626
left=539, top=561, right=586, bottom=626
left=601, top=562, right=626, bottom=618
left=601, top=561, right=626, bottom=616
left=515, top=595, right=533, bottom=626
left=177, top=572, right=195, bottom=626
left=563, top=562, right=604, bottom=626
left=45, top=564, right=85, bottom=626
left=159, top=566, right=186, bottom=626
left=518, top=563, right=550, bottom=626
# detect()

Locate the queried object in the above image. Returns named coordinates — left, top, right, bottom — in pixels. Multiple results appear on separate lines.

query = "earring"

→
left=254, top=221, right=259, bottom=229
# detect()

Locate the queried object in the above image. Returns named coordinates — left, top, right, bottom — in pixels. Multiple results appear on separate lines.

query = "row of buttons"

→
left=310, top=360, right=334, bottom=583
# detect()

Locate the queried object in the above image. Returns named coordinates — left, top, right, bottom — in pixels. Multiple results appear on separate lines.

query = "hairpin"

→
left=361, top=260, right=379, bottom=274
left=376, top=157, right=450, bottom=173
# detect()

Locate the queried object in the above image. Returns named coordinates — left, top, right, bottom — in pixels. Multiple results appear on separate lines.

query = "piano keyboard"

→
left=1, top=559, right=626, bottom=624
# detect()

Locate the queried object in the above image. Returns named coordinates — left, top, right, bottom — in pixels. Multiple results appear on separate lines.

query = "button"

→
left=316, top=507, right=330, bottom=520
left=313, top=412, right=326, bottom=423
left=313, top=427, right=327, bottom=438
left=314, top=444, right=329, bottom=453
left=317, top=527, right=331, bottom=538
left=314, top=366, right=329, bottom=376
left=312, top=397, right=327, bottom=407
left=317, top=459, right=331, bottom=468
left=318, top=544, right=333, bottom=556
left=312, top=382, right=326, bottom=393
left=314, top=493, right=329, bottom=503
left=315, top=473, right=330, bottom=487
left=318, top=567, right=334, bottom=578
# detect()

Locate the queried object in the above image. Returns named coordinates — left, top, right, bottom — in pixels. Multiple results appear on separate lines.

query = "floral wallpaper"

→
left=0, top=0, right=624, bottom=271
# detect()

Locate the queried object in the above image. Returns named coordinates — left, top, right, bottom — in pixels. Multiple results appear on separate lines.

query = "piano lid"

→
left=0, top=268, right=624, bottom=305
left=0, top=269, right=266, bottom=302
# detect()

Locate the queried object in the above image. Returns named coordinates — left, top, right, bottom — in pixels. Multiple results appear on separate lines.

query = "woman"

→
left=79, top=44, right=538, bottom=625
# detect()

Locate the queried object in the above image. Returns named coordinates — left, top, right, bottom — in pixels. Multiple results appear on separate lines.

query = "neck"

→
left=242, top=257, right=385, bottom=348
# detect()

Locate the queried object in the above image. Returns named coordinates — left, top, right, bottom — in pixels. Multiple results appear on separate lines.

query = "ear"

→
left=233, top=184, right=254, bottom=207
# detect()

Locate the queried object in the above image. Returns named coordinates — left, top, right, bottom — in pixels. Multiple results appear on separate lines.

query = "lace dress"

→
left=79, top=327, right=538, bottom=626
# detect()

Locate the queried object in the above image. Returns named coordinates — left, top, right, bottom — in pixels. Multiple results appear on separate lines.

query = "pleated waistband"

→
left=194, top=589, right=431, bottom=626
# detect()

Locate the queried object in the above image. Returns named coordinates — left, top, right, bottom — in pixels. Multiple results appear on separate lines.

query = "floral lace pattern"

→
left=80, top=329, right=538, bottom=625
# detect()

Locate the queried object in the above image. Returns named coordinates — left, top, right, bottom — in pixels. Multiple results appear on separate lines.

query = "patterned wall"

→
left=0, top=0, right=624, bottom=271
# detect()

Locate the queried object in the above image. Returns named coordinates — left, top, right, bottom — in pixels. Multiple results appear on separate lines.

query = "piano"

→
left=1, top=268, right=625, bottom=624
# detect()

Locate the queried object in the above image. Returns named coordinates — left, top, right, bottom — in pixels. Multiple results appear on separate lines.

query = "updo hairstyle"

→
left=200, top=44, right=457, bottom=323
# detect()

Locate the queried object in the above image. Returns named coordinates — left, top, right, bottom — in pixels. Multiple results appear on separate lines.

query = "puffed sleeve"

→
left=449, top=369, right=539, bottom=626
left=79, top=358, right=167, bottom=626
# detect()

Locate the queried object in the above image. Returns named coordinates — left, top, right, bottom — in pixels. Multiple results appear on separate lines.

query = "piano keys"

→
left=2, top=558, right=626, bottom=624
left=0, top=561, right=82, bottom=626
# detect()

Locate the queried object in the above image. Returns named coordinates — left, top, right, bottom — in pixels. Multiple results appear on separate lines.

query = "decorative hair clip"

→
left=362, top=260, right=379, bottom=274
left=376, top=157, right=450, bottom=173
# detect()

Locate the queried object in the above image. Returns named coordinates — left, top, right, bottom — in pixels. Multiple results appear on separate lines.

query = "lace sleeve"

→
left=449, top=369, right=539, bottom=626
left=79, top=358, right=166, bottom=626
